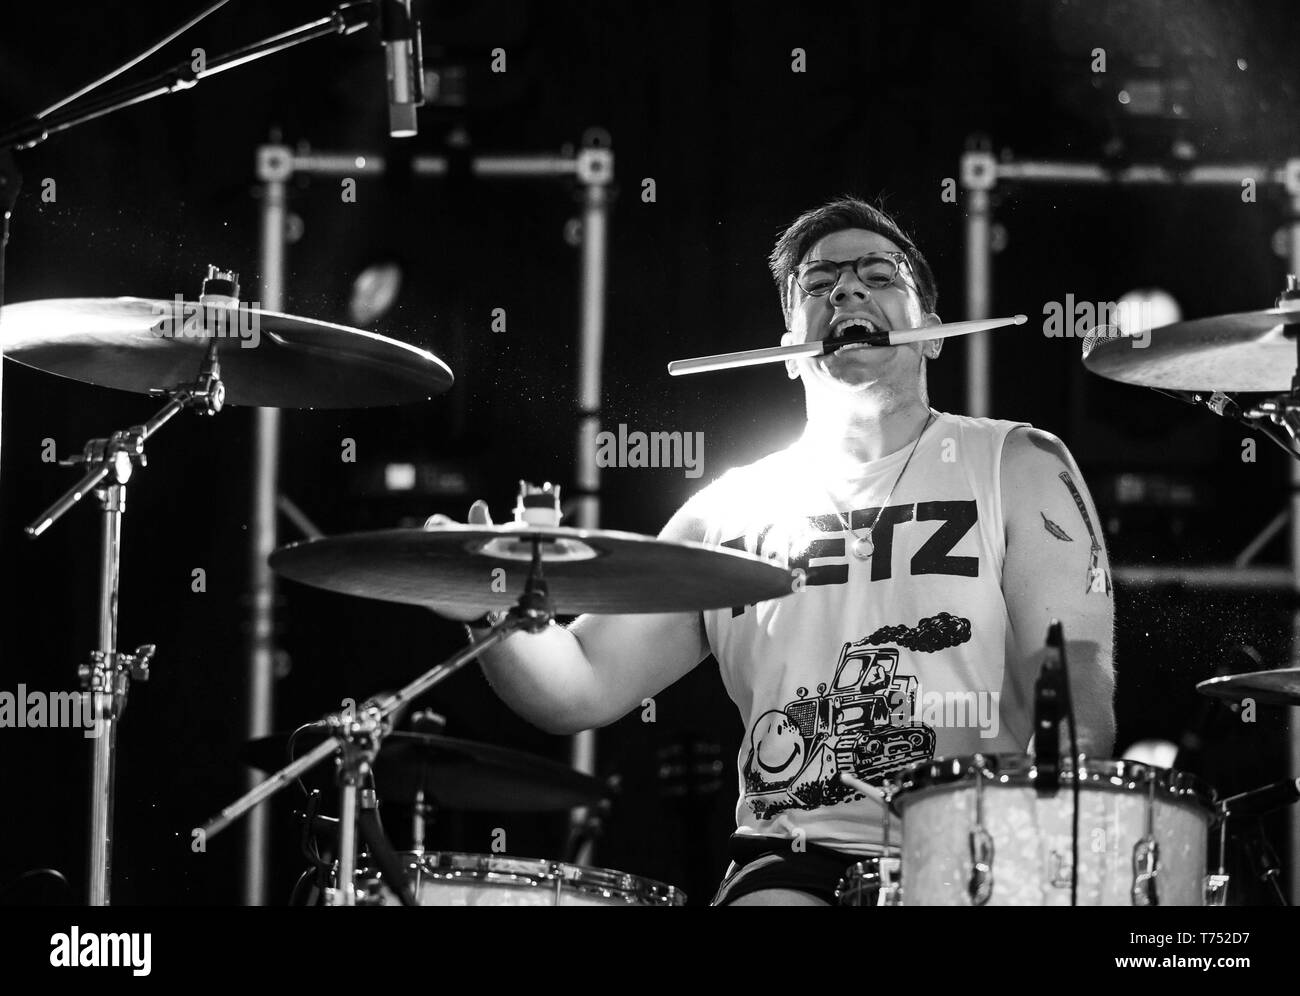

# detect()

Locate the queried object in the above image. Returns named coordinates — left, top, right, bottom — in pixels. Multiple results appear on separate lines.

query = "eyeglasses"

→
left=794, top=251, right=912, bottom=297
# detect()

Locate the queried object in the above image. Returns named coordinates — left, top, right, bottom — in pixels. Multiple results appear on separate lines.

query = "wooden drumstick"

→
left=839, top=772, right=890, bottom=809
left=667, top=314, right=1028, bottom=376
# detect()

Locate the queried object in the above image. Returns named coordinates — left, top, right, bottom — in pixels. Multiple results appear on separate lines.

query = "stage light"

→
left=1122, top=738, right=1179, bottom=768
left=349, top=261, right=404, bottom=326
left=1116, top=287, right=1181, bottom=335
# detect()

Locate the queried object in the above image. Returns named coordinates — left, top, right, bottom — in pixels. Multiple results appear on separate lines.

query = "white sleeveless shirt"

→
left=694, top=411, right=1031, bottom=855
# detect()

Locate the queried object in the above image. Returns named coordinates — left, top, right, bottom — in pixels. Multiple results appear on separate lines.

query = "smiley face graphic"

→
left=749, top=710, right=806, bottom=785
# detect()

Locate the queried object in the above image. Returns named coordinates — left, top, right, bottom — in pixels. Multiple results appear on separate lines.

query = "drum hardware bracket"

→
left=1204, top=873, right=1230, bottom=907
left=200, top=534, right=557, bottom=906
left=78, top=645, right=157, bottom=722
left=1202, top=817, right=1231, bottom=906
left=878, top=855, right=903, bottom=906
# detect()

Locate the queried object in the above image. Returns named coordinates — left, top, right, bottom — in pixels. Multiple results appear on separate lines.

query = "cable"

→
left=1066, top=681, right=1079, bottom=907
left=35, top=1, right=230, bottom=121
left=286, top=720, right=322, bottom=797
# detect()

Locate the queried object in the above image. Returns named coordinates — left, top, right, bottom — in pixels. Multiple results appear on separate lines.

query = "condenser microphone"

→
left=380, top=0, right=424, bottom=137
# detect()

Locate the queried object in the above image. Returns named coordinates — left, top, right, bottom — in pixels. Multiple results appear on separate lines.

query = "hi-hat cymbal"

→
left=0, top=297, right=452, bottom=407
left=270, top=524, right=798, bottom=615
left=1083, top=309, right=1300, bottom=392
left=1197, top=668, right=1300, bottom=707
left=243, top=730, right=608, bottom=812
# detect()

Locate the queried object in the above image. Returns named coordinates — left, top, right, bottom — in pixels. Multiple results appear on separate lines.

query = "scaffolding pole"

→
left=961, top=146, right=1300, bottom=904
left=249, top=141, right=613, bottom=903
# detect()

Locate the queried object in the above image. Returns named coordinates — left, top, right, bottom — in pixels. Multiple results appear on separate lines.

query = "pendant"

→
left=851, top=534, right=874, bottom=560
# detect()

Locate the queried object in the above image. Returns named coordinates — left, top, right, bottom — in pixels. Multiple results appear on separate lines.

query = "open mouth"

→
left=825, top=317, right=889, bottom=353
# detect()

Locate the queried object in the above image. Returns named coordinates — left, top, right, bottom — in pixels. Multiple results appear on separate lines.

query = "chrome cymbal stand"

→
left=26, top=321, right=227, bottom=905
left=1236, top=277, right=1300, bottom=450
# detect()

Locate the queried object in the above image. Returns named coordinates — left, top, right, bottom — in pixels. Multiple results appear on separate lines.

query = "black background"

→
left=1, top=0, right=1297, bottom=906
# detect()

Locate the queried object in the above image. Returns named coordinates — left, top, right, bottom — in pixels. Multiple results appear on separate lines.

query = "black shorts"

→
left=711, top=833, right=860, bottom=906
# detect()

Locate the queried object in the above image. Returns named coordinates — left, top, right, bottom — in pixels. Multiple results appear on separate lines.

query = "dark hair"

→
left=768, top=196, right=938, bottom=319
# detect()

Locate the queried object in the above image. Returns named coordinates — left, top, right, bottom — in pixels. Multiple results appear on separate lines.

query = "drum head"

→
left=385, top=852, right=686, bottom=906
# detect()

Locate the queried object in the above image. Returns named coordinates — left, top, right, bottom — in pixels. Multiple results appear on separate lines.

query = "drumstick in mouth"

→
left=667, top=314, right=1028, bottom=376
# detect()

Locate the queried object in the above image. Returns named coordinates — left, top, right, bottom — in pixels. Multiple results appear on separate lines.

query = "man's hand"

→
left=422, top=499, right=496, bottom=622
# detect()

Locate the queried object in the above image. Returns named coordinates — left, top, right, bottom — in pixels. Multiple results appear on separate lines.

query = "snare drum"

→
left=890, top=754, right=1216, bottom=906
left=364, top=852, right=686, bottom=906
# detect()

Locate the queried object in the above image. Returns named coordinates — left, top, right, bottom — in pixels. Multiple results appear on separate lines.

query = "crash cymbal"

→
left=269, top=524, right=798, bottom=615
left=1197, top=668, right=1300, bottom=707
left=0, top=297, right=452, bottom=407
left=244, top=730, right=608, bottom=812
left=1083, top=308, right=1300, bottom=392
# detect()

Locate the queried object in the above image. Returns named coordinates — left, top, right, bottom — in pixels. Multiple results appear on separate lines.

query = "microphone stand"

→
left=0, top=3, right=376, bottom=151
left=1031, top=620, right=1080, bottom=906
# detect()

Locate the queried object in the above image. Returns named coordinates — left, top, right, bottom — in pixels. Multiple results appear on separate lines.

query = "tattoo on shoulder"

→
left=1058, top=472, right=1112, bottom=596
left=1040, top=512, right=1073, bottom=542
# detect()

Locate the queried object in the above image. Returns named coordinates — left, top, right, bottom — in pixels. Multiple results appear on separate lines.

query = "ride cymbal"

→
left=1197, top=668, right=1300, bottom=707
left=270, top=524, right=799, bottom=615
left=0, top=296, right=452, bottom=407
left=1083, top=308, right=1300, bottom=392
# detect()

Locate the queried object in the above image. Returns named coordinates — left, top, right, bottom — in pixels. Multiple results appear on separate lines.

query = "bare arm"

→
left=1001, top=427, right=1116, bottom=757
left=470, top=501, right=712, bottom=735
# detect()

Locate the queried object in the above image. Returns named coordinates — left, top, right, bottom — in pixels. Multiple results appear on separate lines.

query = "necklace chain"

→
left=818, top=410, right=936, bottom=560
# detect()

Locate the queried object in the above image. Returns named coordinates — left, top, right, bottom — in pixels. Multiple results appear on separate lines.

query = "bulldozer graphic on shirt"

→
left=742, top=640, right=937, bottom=819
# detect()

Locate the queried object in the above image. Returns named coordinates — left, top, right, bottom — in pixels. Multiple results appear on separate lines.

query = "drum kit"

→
left=4, top=258, right=1300, bottom=905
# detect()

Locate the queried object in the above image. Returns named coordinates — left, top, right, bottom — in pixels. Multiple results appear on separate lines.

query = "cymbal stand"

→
left=25, top=338, right=226, bottom=905
left=200, top=539, right=555, bottom=906
left=1237, top=277, right=1300, bottom=454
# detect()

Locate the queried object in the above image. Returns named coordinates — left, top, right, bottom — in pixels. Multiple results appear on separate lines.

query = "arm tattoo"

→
left=1058, top=472, right=1112, bottom=595
left=1040, top=512, right=1073, bottom=542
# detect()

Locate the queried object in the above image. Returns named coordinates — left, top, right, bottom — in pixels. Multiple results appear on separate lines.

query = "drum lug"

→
left=1131, top=836, right=1160, bottom=906
left=967, top=828, right=995, bottom=906
left=967, top=757, right=994, bottom=906
left=1131, top=777, right=1161, bottom=906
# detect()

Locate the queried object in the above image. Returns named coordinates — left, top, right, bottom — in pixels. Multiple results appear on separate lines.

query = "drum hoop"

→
left=888, top=754, right=1216, bottom=813
left=406, top=851, right=685, bottom=905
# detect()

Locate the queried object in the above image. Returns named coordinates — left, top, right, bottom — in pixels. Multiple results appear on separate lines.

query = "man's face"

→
left=783, top=228, right=938, bottom=393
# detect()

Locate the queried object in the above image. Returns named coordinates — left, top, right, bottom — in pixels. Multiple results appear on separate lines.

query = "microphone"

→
left=1220, top=778, right=1300, bottom=819
left=380, top=0, right=424, bottom=137
left=1032, top=621, right=1068, bottom=796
